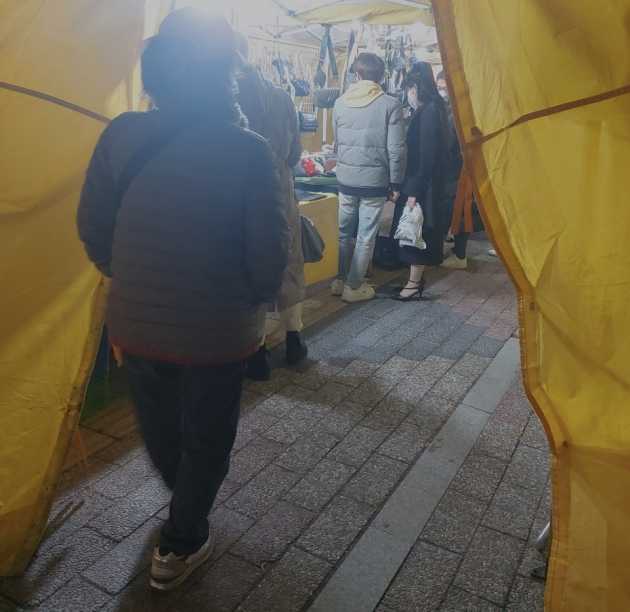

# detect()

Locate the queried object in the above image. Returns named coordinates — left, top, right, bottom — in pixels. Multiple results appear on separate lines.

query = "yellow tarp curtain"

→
left=433, top=1, right=630, bottom=610
left=0, top=0, right=171, bottom=576
left=294, top=0, right=434, bottom=26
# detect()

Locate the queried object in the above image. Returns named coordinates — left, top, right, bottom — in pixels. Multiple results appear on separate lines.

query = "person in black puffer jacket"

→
left=77, top=9, right=288, bottom=591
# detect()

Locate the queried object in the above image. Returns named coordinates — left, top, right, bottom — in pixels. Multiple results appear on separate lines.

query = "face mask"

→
left=407, top=87, right=420, bottom=110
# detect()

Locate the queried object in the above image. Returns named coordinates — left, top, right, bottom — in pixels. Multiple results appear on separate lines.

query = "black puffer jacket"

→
left=78, top=110, right=288, bottom=364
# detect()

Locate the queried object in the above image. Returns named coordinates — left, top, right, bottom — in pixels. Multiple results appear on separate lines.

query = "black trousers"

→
left=454, top=232, right=469, bottom=259
left=124, top=355, right=243, bottom=555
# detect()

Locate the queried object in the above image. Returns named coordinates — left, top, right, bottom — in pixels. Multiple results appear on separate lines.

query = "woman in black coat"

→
left=394, top=64, right=450, bottom=300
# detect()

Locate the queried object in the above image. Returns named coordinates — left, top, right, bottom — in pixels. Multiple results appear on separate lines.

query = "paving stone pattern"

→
left=0, top=258, right=547, bottom=611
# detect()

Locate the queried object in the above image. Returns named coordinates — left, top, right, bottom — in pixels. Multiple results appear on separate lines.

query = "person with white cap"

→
left=77, top=8, right=288, bottom=590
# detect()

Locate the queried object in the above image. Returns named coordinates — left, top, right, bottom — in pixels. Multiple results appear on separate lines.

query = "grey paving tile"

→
left=92, top=453, right=157, bottom=500
left=228, top=437, right=286, bottom=484
left=82, top=518, right=162, bottom=595
left=256, top=394, right=299, bottom=419
left=244, top=374, right=290, bottom=398
left=521, top=415, right=549, bottom=450
left=469, top=335, right=504, bottom=358
left=372, top=326, right=420, bottom=353
left=343, top=454, right=407, bottom=507
left=35, top=577, right=110, bottom=612
left=309, top=381, right=354, bottom=406
left=454, top=527, right=523, bottom=605
left=310, top=403, right=364, bottom=440
left=379, top=421, right=428, bottom=463
left=237, top=547, right=331, bottom=612
left=474, top=417, right=527, bottom=462
left=483, top=480, right=539, bottom=540
left=241, top=389, right=264, bottom=412
left=434, top=325, right=486, bottom=360
left=397, top=338, right=440, bottom=361
left=450, top=452, right=508, bottom=502
left=382, top=541, right=460, bottom=612
left=298, top=496, right=373, bottom=562
left=502, top=445, right=550, bottom=494
left=275, top=430, right=338, bottom=473
left=174, top=554, right=263, bottom=612
left=285, top=459, right=356, bottom=511
left=335, top=360, right=381, bottom=388
left=328, top=426, right=388, bottom=468
left=90, top=476, right=170, bottom=541
left=349, top=343, right=398, bottom=364
left=210, top=506, right=255, bottom=558
left=439, top=587, right=502, bottom=611
left=421, top=313, right=467, bottom=344
left=324, top=315, right=376, bottom=338
left=225, top=464, right=301, bottom=519
left=422, top=490, right=487, bottom=554
left=350, top=378, right=397, bottom=409
left=0, top=528, right=115, bottom=606
left=362, top=397, right=414, bottom=432
left=407, top=355, right=456, bottom=387
left=507, top=576, right=545, bottom=611
left=374, top=356, right=419, bottom=383
left=231, top=501, right=314, bottom=566
left=431, top=354, right=492, bottom=404
left=415, top=392, right=459, bottom=422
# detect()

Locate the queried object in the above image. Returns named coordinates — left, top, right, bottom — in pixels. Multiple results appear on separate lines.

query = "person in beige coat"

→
left=237, top=37, right=307, bottom=379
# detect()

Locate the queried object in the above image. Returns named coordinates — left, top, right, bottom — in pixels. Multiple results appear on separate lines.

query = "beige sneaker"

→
left=331, top=279, right=344, bottom=296
left=149, top=533, right=214, bottom=591
left=442, top=254, right=468, bottom=270
left=342, top=283, right=376, bottom=303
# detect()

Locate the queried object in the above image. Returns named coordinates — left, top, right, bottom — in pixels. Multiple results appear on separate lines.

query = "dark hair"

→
left=405, top=62, right=441, bottom=104
left=352, top=53, right=386, bottom=83
left=141, top=15, right=238, bottom=119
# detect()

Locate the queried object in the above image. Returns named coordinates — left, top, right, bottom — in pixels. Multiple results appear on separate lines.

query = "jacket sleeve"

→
left=244, top=139, right=290, bottom=304
left=76, top=127, right=118, bottom=277
left=387, top=101, right=407, bottom=188
left=286, top=95, right=302, bottom=168
left=404, top=103, right=440, bottom=201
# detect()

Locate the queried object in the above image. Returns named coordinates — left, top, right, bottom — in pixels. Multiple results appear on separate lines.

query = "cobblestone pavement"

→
left=0, top=247, right=550, bottom=612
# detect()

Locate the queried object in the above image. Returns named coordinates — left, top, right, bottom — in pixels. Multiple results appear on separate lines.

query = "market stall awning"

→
left=434, top=1, right=630, bottom=610
left=292, top=0, right=433, bottom=26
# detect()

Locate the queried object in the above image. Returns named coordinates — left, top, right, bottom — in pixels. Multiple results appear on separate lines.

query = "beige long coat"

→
left=238, top=67, right=305, bottom=311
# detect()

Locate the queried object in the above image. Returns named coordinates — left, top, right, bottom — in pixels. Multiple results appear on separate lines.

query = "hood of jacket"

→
left=340, top=80, right=384, bottom=108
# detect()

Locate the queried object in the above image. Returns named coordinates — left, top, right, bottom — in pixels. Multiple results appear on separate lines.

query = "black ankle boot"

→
left=286, top=332, right=308, bottom=366
left=246, top=346, right=271, bottom=381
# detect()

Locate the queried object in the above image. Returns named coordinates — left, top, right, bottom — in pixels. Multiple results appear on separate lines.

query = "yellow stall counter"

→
left=299, top=194, right=339, bottom=286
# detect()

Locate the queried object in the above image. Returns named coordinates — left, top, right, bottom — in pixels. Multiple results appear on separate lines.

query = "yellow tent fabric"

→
left=0, top=0, right=169, bottom=576
left=433, top=1, right=630, bottom=610
left=294, top=0, right=434, bottom=26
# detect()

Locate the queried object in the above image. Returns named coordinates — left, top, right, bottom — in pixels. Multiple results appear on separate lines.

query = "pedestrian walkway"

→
left=0, top=242, right=549, bottom=612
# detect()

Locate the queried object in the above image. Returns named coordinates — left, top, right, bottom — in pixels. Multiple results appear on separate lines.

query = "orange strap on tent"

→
left=450, top=168, right=474, bottom=235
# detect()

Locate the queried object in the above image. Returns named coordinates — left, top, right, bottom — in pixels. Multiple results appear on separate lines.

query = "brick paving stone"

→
left=372, top=326, right=421, bottom=353
left=521, top=415, right=549, bottom=450
left=397, top=338, right=440, bottom=362
left=228, top=437, right=286, bottom=484
left=347, top=342, right=399, bottom=364
left=422, top=313, right=467, bottom=345
left=439, top=587, right=502, bottom=611
left=297, top=495, right=373, bottom=562
left=422, top=490, right=487, bottom=554
left=502, top=445, right=550, bottom=495
left=173, top=555, right=264, bottom=612
left=450, top=452, right=508, bottom=502
left=387, top=377, right=436, bottom=404
left=241, top=390, right=264, bottom=412
left=483, top=480, right=540, bottom=541
left=328, top=426, right=388, bottom=468
left=507, top=576, right=545, bottom=612
left=210, top=506, right=255, bottom=558
left=469, top=335, right=504, bottom=358
left=92, top=453, right=157, bottom=500
left=431, top=354, right=492, bottom=404
left=362, top=397, right=414, bottom=432
left=237, top=546, right=331, bottom=612
left=408, top=355, right=455, bottom=387
left=336, top=360, right=380, bottom=388
left=406, top=406, right=450, bottom=445
left=245, top=375, right=290, bottom=398
left=309, top=405, right=362, bottom=440
left=379, top=420, right=427, bottom=463
left=434, top=325, right=486, bottom=360
left=474, top=417, right=527, bottom=462
left=36, top=577, right=110, bottom=612
left=361, top=298, right=399, bottom=320
left=285, top=459, right=356, bottom=511
left=343, top=454, right=407, bottom=507
left=453, top=527, right=523, bottom=606
left=382, top=541, right=460, bottom=612
left=324, top=315, right=376, bottom=338
left=90, top=476, right=170, bottom=541
left=493, top=387, right=532, bottom=428
left=485, top=321, right=516, bottom=341
left=256, top=394, right=299, bottom=419
left=225, top=464, right=301, bottom=519
left=230, top=501, right=314, bottom=566
left=415, top=392, right=459, bottom=421
left=0, top=528, right=115, bottom=606
left=82, top=518, right=162, bottom=595
left=375, top=355, right=420, bottom=382
left=350, top=378, right=398, bottom=409
left=309, top=381, right=354, bottom=406
left=275, top=430, right=338, bottom=473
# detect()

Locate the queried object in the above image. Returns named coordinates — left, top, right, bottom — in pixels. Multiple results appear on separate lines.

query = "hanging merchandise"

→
left=314, top=25, right=337, bottom=89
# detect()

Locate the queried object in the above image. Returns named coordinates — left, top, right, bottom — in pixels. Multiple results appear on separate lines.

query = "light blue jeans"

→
left=337, top=194, right=387, bottom=290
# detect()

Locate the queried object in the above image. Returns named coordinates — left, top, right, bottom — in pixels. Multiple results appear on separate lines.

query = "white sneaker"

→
left=342, top=283, right=375, bottom=303
left=488, top=249, right=498, bottom=257
left=331, top=279, right=344, bottom=296
left=442, top=254, right=468, bottom=270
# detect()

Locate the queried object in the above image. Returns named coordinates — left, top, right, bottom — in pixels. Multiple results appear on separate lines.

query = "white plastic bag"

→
left=394, top=203, right=426, bottom=250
